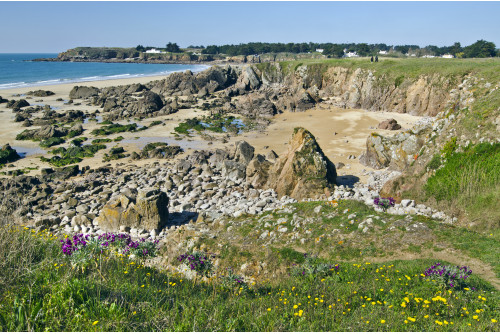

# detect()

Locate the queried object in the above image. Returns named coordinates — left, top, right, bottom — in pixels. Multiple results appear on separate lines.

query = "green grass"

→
left=425, top=142, right=500, bottom=228
left=0, top=225, right=498, bottom=331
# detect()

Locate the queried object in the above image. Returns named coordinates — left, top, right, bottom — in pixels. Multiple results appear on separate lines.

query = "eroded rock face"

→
left=359, top=121, right=432, bottom=170
left=96, top=188, right=169, bottom=232
left=266, top=127, right=336, bottom=200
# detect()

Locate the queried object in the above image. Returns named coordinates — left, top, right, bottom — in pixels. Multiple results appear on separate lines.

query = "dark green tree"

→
left=464, top=40, right=497, bottom=58
left=166, top=42, right=181, bottom=53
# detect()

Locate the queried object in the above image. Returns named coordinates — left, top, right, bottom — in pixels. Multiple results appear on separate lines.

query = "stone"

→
left=95, top=188, right=169, bottom=232
left=265, top=127, right=336, bottom=200
left=377, top=118, right=401, bottom=130
left=221, top=161, right=246, bottom=182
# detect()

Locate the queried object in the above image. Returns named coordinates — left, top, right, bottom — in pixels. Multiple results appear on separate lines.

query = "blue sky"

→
left=1, top=1, right=499, bottom=52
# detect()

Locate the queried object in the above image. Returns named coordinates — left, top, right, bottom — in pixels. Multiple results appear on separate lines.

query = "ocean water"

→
left=0, top=53, right=209, bottom=90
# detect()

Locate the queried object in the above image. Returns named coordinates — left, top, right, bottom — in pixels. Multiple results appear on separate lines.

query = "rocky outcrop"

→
left=6, top=99, right=30, bottom=110
left=16, top=125, right=68, bottom=141
left=96, top=188, right=169, bottom=232
left=266, top=127, right=337, bottom=200
left=69, top=86, right=100, bottom=99
left=235, top=93, right=277, bottom=119
left=26, top=90, right=55, bottom=97
left=359, top=118, right=433, bottom=170
left=153, top=66, right=238, bottom=97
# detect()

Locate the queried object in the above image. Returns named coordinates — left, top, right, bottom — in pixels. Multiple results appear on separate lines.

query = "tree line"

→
left=199, top=40, right=498, bottom=58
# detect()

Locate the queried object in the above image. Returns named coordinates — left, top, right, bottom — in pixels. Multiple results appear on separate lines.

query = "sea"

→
left=0, top=53, right=209, bottom=90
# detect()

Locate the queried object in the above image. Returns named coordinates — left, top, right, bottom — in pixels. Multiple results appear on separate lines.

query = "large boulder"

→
left=233, top=140, right=255, bottom=165
left=378, top=118, right=401, bottom=130
left=96, top=188, right=169, bottom=232
left=0, top=144, right=20, bottom=164
left=137, top=91, right=164, bottom=114
left=221, top=161, right=247, bottom=182
left=69, top=86, right=100, bottom=99
left=265, top=127, right=337, bottom=199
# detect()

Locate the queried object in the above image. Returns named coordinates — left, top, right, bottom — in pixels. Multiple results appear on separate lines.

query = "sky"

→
left=1, top=1, right=499, bottom=53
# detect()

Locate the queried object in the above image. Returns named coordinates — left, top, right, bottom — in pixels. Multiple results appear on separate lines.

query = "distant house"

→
left=378, top=50, right=388, bottom=55
left=441, top=54, right=454, bottom=58
left=145, top=48, right=163, bottom=54
left=344, top=49, right=359, bottom=58
left=422, top=55, right=436, bottom=58
left=316, top=49, right=324, bottom=53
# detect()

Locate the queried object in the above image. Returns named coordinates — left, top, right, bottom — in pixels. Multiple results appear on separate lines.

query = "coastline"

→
left=0, top=73, right=188, bottom=95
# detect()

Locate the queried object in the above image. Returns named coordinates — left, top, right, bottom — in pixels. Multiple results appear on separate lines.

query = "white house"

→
left=343, top=49, right=359, bottom=58
left=441, top=54, right=454, bottom=59
left=422, top=55, right=436, bottom=58
left=378, top=50, right=388, bottom=55
left=316, top=49, right=324, bottom=53
left=145, top=48, right=163, bottom=54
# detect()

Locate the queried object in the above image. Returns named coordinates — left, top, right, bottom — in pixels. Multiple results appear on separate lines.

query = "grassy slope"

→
left=1, top=200, right=498, bottom=331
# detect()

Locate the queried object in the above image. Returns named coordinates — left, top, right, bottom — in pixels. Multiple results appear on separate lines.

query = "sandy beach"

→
left=0, top=75, right=423, bottom=183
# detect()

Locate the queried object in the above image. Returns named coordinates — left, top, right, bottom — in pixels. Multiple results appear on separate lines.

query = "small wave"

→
left=0, top=82, right=27, bottom=89
left=37, top=79, right=61, bottom=84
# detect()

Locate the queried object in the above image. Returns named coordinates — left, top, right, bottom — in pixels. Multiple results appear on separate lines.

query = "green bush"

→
left=426, top=154, right=442, bottom=170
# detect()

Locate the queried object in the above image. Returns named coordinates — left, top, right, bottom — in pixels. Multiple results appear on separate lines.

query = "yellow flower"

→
left=435, top=320, right=443, bottom=326
left=401, top=302, right=407, bottom=308
left=404, top=320, right=408, bottom=324
left=444, top=320, right=449, bottom=325
left=293, top=305, right=298, bottom=309
left=124, top=271, right=128, bottom=274
left=92, top=321, right=99, bottom=326
left=381, top=320, right=386, bottom=324
left=298, top=310, right=303, bottom=317
left=267, top=308, right=271, bottom=311
left=408, top=317, right=416, bottom=322
left=424, top=315, right=429, bottom=318
left=473, top=315, right=478, bottom=320
left=492, top=319, right=497, bottom=323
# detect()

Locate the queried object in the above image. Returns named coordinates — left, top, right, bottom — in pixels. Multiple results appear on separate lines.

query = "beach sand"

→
left=0, top=75, right=423, bottom=183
